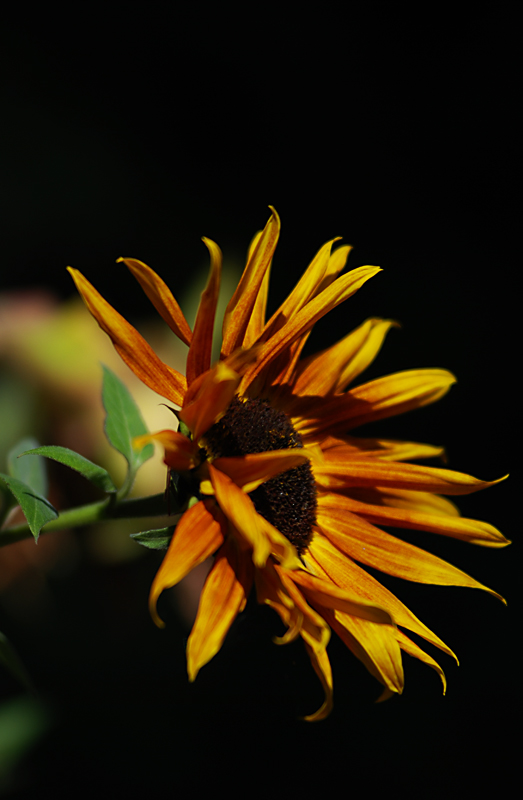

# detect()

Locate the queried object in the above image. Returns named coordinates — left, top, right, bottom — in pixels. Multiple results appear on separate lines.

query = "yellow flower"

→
left=68, top=208, right=508, bottom=720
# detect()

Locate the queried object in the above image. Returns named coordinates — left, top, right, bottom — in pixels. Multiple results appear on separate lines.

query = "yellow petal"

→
left=314, top=457, right=507, bottom=495
left=332, top=490, right=510, bottom=547
left=180, top=361, right=240, bottom=442
left=293, top=318, right=397, bottom=396
left=308, top=534, right=457, bottom=660
left=261, top=237, right=342, bottom=341
left=317, top=495, right=506, bottom=601
left=148, top=499, right=226, bottom=627
left=186, top=537, right=253, bottom=681
left=342, top=486, right=461, bottom=517
left=241, top=264, right=381, bottom=396
left=243, top=232, right=271, bottom=349
left=208, top=463, right=271, bottom=567
left=117, top=257, right=192, bottom=346
left=319, top=436, right=446, bottom=462
left=396, top=629, right=447, bottom=694
left=67, top=268, right=187, bottom=405
left=133, top=429, right=200, bottom=471
left=323, top=244, right=352, bottom=284
left=221, top=208, right=281, bottom=357
left=186, top=238, right=222, bottom=385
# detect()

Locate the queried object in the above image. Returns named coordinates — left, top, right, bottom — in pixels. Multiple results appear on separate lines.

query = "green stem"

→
left=0, top=493, right=171, bottom=547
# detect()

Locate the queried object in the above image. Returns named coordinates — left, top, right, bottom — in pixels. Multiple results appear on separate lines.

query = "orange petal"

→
left=133, top=429, right=200, bottom=471
left=243, top=232, right=271, bottom=349
left=293, top=318, right=397, bottom=396
left=148, top=499, right=226, bottom=627
left=316, top=496, right=506, bottom=601
left=341, top=486, right=461, bottom=517
left=213, top=449, right=313, bottom=493
left=308, top=534, right=457, bottom=661
left=241, top=264, right=381, bottom=396
left=117, top=257, right=192, bottom=346
left=221, top=208, right=281, bottom=357
left=208, top=463, right=271, bottom=567
left=289, top=568, right=393, bottom=624
left=68, top=267, right=187, bottom=406
left=186, top=238, right=222, bottom=385
left=302, top=642, right=334, bottom=722
left=314, top=457, right=507, bottom=496
left=180, top=361, right=240, bottom=442
left=330, top=490, right=510, bottom=547
left=186, top=537, right=253, bottom=681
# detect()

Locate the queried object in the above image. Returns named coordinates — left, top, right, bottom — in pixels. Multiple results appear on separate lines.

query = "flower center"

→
left=203, top=396, right=317, bottom=554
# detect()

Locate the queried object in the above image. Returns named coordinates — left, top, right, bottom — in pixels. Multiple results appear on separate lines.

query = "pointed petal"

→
left=396, top=629, right=447, bottom=693
left=243, top=232, right=271, bottom=348
left=332, top=490, right=510, bottom=547
left=186, top=537, right=253, bottom=681
left=308, top=534, right=457, bottom=660
left=208, top=463, right=271, bottom=567
left=323, top=244, right=352, bottom=284
left=67, top=267, right=187, bottom=405
left=262, top=237, right=342, bottom=341
left=133, top=429, right=200, bottom=471
left=316, top=496, right=506, bottom=600
left=221, top=208, right=281, bottom=357
left=293, top=318, right=397, bottom=396
left=117, top=258, right=192, bottom=346
left=186, top=238, right=222, bottom=385
left=319, top=436, right=446, bottom=462
left=180, top=361, right=240, bottom=441
left=314, top=457, right=507, bottom=495
left=214, top=449, right=313, bottom=493
left=342, top=486, right=461, bottom=517
left=241, top=264, right=382, bottom=395
left=148, top=499, right=226, bottom=627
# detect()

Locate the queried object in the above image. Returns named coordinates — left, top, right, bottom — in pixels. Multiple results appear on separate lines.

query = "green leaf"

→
left=130, top=527, right=174, bottom=550
left=8, top=437, right=48, bottom=498
left=19, top=446, right=117, bottom=494
left=0, top=632, right=34, bottom=693
left=101, top=366, right=154, bottom=491
left=0, top=473, right=58, bottom=541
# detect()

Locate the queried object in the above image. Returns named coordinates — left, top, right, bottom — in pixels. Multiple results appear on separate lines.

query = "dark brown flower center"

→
left=203, top=396, right=317, bottom=554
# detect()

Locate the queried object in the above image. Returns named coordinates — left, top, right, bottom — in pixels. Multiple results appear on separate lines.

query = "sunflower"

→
left=68, top=208, right=508, bottom=720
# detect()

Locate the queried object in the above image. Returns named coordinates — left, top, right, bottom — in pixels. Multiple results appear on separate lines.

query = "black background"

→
left=1, top=7, right=518, bottom=796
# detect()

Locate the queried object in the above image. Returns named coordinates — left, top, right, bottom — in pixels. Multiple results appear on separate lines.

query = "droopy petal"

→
left=186, top=537, right=253, bottom=681
left=289, top=569, right=393, bottom=624
left=208, top=463, right=270, bottom=567
left=292, top=318, right=397, bottom=396
left=213, top=449, right=314, bottom=493
left=396, top=629, right=446, bottom=693
left=324, top=605, right=404, bottom=696
left=149, top=499, right=226, bottom=627
left=302, top=641, right=334, bottom=722
left=343, top=486, right=461, bottom=517
left=293, top=369, right=457, bottom=436
left=241, top=264, right=382, bottom=395
left=316, top=495, right=506, bottom=600
left=308, top=534, right=457, bottom=660
left=180, top=361, right=240, bottom=442
left=314, top=457, right=507, bottom=495
left=186, top=238, right=222, bottom=385
left=117, top=258, right=192, bottom=346
left=332, top=491, right=510, bottom=547
left=221, top=208, right=280, bottom=357
left=68, top=268, right=187, bottom=405
left=133, top=429, right=200, bottom=471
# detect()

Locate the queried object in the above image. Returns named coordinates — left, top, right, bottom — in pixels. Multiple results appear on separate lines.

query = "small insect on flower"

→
left=68, top=208, right=508, bottom=720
